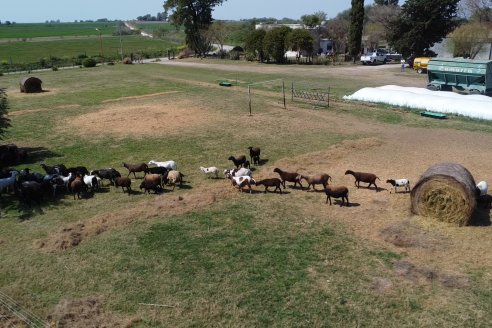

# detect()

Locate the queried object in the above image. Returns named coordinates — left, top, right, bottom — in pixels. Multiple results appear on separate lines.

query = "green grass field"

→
left=0, top=22, right=116, bottom=39
left=1, top=62, right=492, bottom=327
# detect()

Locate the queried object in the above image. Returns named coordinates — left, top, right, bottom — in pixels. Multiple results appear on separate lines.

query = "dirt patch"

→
left=393, top=260, right=470, bottom=289
left=35, top=186, right=234, bottom=252
left=380, top=220, right=446, bottom=249
left=9, top=104, right=81, bottom=117
left=371, top=277, right=394, bottom=294
left=62, top=100, right=221, bottom=138
left=48, top=297, right=140, bottom=328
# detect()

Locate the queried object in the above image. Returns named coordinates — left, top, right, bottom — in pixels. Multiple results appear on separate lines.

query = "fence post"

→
left=248, top=85, right=252, bottom=116
left=327, top=86, right=330, bottom=108
left=291, top=82, right=294, bottom=101
left=282, top=80, right=286, bottom=109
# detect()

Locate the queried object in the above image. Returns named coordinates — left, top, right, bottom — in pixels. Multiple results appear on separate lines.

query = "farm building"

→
left=19, top=76, right=43, bottom=93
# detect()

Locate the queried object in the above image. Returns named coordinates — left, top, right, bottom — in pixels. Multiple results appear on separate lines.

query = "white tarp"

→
left=343, top=85, right=492, bottom=120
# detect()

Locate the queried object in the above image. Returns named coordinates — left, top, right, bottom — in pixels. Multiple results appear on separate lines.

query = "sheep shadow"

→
left=357, top=186, right=388, bottom=192
left=256, top=189, right=291, bottom=195
left=331, top=200, right=361, bottom=207
left=259, top=159, right=269, bottom=165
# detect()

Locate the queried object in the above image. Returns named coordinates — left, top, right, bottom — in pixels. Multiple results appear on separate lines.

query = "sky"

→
left=1, top=0, right=374, bottom=23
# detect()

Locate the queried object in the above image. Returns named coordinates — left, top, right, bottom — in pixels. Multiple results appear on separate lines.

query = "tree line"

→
left=163, top=0, right=492, bottom=60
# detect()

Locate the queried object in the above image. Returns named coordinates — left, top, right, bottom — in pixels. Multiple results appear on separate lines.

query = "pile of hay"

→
left=411, top=163, right=477, bottom=226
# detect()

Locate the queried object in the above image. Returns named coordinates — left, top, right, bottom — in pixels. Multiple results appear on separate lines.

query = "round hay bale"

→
left=411, top=163, right=477, bottom=226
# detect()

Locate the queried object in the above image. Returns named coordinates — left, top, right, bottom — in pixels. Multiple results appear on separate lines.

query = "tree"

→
left=387, top=0, right=460, bottom=58
left=449, top=22, right=489, bottom=58
left=207, top=20, right=230, bottom=53
left=374, top=0, right=398, bottom=5
left=460, top=0, right=492, bottom=22
left=301, top=14, right=321, bottom=28
left=244, top=29, right=266, bottom=62
left=349, top=0, right=365, bottom=62
left=0, top=88, right=11, bottom=139
left=326, top=18, right=350, bottom=57
left=287, top=29, right=314, bottom=61
left=164, top=0, right=226, bottom=56
left=263, top=26, right=291, bottom=63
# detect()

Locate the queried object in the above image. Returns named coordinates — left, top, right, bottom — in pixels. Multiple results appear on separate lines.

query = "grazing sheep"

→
left=255, top=178, right=282, bottom=194
left=167, top=170, right=185, bottom=191
left=200, top=166, right=219, bottom=178
left=123, top=162, right=148, bottom=179
left=143, top=174, right=164, bottom=189
left=231, top=176, right=256, bottom=193
left=248, top=146, right=261, bottom=165
left=139, top=180, right=163, bottom=194
left=17, top=181, right=46, bottom=207
left=228, top=155, right=247, bottom=169
left=301, top=174, right=332, bottom=191
left=273, top=168, right=303, bottom=189
left=67, top=166, right=89, bottom=176
left=148, top=160, right=177, bottom=171
left=386, top=179, right=411, bottom=193
left=113, top=177, right=132, bottom=194
left=325, top=186, right=349, bottom=206
left=476, top=181, right=488, bottom=197
left=224, top=168, right=253, bottom=178
left=345, top=170, right=380, bottom=191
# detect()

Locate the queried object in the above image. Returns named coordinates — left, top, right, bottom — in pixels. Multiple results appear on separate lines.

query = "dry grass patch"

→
left=8, top=104, right=81, bottom=116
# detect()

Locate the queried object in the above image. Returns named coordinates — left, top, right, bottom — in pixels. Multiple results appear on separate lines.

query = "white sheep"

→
left=231, top=176, right=256, bottom=193
left=83, top=174, right=101, bottom=191
left=200, top=166, right=219, bottom=178
left=386, top=179, right=410, bottom=193
left=0, top=171, right=19, bottom=193
left=224, top=168, right=252, bottom=178
left=476, top=181, right=488, bottom=196
left=167, top=170, right=184, bottom=190
left=148, top=160, right=177, bottom=171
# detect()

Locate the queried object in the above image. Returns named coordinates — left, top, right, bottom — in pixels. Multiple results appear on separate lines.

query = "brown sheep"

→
left=114, top=177, right=132, bottom=194
left=123, top=162, right=148, bottom=179
left=301, top=174, right=332, bottom=191
left=228, top=155, right=247, bottom=169
left=248, top=146, right=261, bottom=165
left=70, top=175, right=87, bottom=200
left=255, top=178, right=282, bottom=194
left=273, top=168, right=303, bottom=189
left=345, top=170, right=380, bottom=191
left=325, top=186, right=349, bottom=206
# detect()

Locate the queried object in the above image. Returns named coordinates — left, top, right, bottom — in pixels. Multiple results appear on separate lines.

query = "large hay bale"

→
left=411, top=163, right=477, bottom=226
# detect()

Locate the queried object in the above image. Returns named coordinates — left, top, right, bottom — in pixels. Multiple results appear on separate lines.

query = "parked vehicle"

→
left=413, top=57, right=431, bottom=74
left=360, top=52, right=387, bottom=65
left=426, top=58, right=492, bottom=96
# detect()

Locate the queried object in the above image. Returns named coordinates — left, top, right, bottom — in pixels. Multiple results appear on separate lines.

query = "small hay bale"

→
left=411, top=163, right=477, bottom=226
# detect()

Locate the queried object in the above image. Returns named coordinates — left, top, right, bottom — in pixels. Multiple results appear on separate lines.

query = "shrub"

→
left=245, top=52, right=256, bottom=62
left=82, top=58, right=97, bottom=67
left=229, top=50, right=240, bottom=60
left=52, top=66, right=58, bottom=71
left=122, top=57, right=132, bottom=64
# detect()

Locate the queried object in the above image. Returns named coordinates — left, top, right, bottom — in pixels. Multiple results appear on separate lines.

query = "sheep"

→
left=200, top=166, right=219, bottom=178
left=248, top=146, right=261, bottom=165
left=0, top=171, right=19, bottom=194
left=224, top=168, right=253, bottom=178
left=273, top=168, right=303, bottom=189
left=91, top=168, right=121, bottom=186
left=386, top=179, right=411, bottom=193
left=167, top=170, right=184, bottom=191
left=300, top=174, right=332, bottom=191
left=148, top=160, right=177, bottom=171
left=231, top=176, right=256, bottom=193
left=83, top=174, right=101, bottom=192
left=70, top=175, right=87, bottom=200
left=325, top=186, right=349, bottom=206
left=145, top=166, right=169, bottom=175
left=114, top=177, right=132, bottom=194
left=67, top=166, right=89, bottom=176
left=476, top=181, right=488, bottom=197
left=228, top=155, right=247, bottom=169
left=123, top=162, right=148, bottom=179
left=345, top=170, right=380, bottom=191
left=137, top=174, right=163, bottom=194
left=255, top=178, right=282, bottom=194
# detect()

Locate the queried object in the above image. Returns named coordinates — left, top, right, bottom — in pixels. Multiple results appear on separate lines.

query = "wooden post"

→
left=282, top=80, right=286, bottom=109
left=291, top=82, right=294, bottom=101
left=327, top=87, right=330, bottom=108
left=248, top=85, right=252, bottom=116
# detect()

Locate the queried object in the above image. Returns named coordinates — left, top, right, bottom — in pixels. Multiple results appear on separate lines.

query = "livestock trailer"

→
left=426, top=58, right=492, bottom=96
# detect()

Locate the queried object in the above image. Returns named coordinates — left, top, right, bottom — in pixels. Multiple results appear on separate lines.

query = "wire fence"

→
left=0, top=291, right=48, bottom=327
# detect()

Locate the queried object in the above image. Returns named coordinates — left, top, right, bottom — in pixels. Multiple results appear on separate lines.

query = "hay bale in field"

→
left=19, top=76, right=42, bottom=93
left=411, top=163, right=477, bottom=226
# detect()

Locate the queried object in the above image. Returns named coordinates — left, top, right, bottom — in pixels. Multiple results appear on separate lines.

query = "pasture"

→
left=1, top=61, right=492, bottom=327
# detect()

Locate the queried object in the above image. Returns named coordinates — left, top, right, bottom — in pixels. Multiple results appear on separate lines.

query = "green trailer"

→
left=426, top=58, right=492, bottom=96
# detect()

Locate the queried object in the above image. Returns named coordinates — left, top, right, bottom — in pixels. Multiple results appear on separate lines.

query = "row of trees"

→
left=136, top=12, right=168, bottom=21
left=163, top=0, right=490, bottom=61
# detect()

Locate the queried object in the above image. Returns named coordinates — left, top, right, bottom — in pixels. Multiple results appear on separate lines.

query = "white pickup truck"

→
left=360, top=52, right=387, bottom=65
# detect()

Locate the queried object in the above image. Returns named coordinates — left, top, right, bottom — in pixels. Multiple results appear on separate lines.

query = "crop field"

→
left=0, top=61, right=492, bottom=327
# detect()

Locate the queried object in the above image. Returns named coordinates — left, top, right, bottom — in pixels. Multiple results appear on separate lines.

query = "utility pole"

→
left=95, top=28, right=104, bottom=62
left=119, top=22, right=123, bottom=61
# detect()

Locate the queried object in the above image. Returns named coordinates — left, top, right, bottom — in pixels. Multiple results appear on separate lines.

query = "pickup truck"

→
left=360, top=52, right=387, bottom=65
